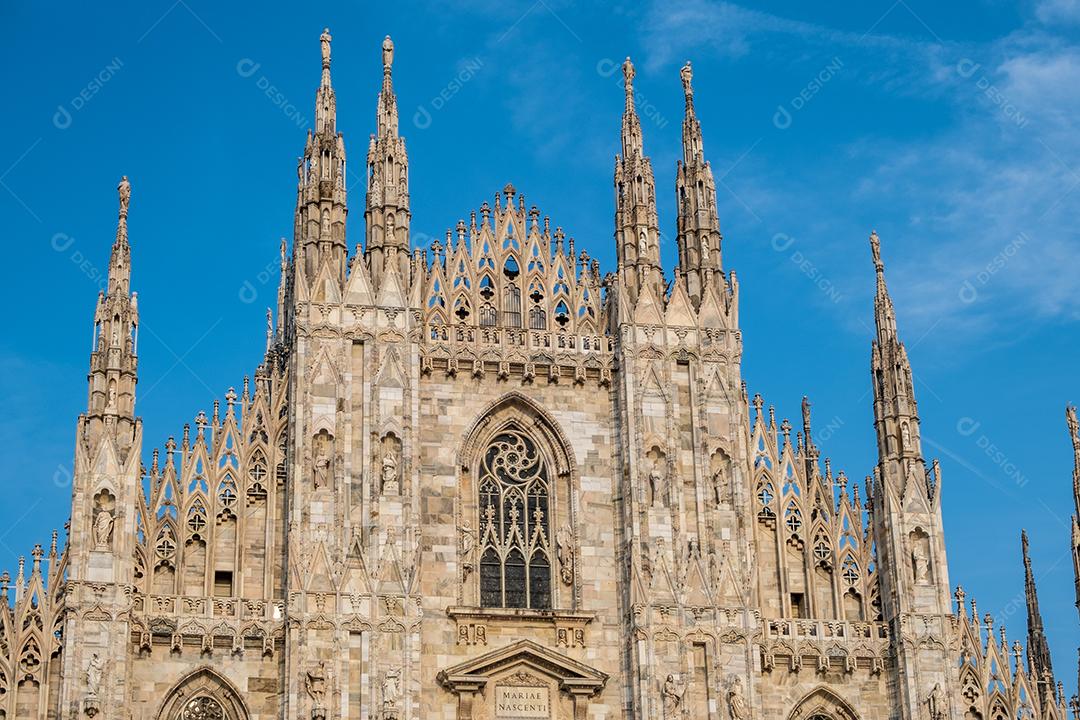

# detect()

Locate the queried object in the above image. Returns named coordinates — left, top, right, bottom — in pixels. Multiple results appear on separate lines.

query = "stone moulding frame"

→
left=437, top=639, right=607, bottom=720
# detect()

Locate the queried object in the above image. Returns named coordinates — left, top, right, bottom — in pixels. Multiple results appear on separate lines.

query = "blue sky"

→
left=2, top=0, right=1079, bottom=689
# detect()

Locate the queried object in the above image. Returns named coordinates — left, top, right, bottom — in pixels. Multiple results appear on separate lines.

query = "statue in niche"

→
left=555, top=525, right=574, bottom=585
left=313, top=434, right=332, bottom=490
left=85, top=653, right=104, bottom=697
left=460, top=520, right=475, bottom=575
left=707, top=550, right=721, bottom=591
left=711, top=465, right=728, bottom=507
left=381, top=445, right=399, bottom=495
left=661, top=674, right=685, bottom=718
left=383, top=668, right=401, bottom=711
left=927, top=682, right=946, bottom=720
left=727, top=675, right=748, bottom=720
left=305, top=661, right=328, bottom=709
left=648, top=461, right=667, bottom=508
left=93, top=508, right=114, bottom=551
left=107, top=384, right=117, bottom=409
left=911, top=534, right=931, bottom=584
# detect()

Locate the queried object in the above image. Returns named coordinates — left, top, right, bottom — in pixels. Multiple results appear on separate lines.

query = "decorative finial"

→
left=320, top=28, right=332, bottom=68
left=382, top=35, right=394, bottom=72
left=869, top=230, right=883, bottom=272
left=680, top=61, right=693, bottom=101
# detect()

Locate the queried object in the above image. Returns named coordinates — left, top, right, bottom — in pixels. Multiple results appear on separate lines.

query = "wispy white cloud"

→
left=638, top=0, right=1080, bottom=343
left=1035, top=0, right=1080, bottom=24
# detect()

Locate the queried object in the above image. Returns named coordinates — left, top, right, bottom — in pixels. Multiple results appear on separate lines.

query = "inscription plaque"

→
left=495, top=685, right=550, bottom=718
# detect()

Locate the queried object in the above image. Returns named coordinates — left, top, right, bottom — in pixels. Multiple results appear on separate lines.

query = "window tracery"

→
left=478, top=430, right=553, bottom=609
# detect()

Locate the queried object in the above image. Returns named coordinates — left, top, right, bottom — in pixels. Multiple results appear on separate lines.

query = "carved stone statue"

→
left=305, top=662, right=328, bottom=708
left=93, top=509, right=114, bottom=551
left=661, top=674, right=685, bottom=718
left=556, top=525, right=574, bottom=585
left=711, top=466, right=727, bottom=507
left=383, top=668, right=401, bottom=709
left=927, top=682, right=946, bottom=720
left=648, top=463, right=666, bottom=507
left=117, top=176, right=131, bottom=217
left=382, top=35, right=394, bottom=70
left=460, top=520, right=475, bottom=574
left=313, top=445, right=331, bottom=490
left=319, top=28, right=332, bottom=66
left=680, top=61, right=693, bottom=98
left=728, top=675, right=748, bottom=720
left=382, top=447, right=399, bottom=495
left=622, top=57, right=635, bottom=89
left=85, top=653, right=103, bottom=697
left=912, top=543, right=930, bottom=584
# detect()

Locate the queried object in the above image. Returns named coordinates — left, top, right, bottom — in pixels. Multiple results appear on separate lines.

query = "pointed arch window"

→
left=478, top=430, right=553, bottom=609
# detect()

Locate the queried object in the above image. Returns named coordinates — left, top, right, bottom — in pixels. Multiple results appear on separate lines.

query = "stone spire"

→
left=1022, top=529, right=1056, bottom=704
left=365, top=35, right=411, bottom=296
left=613, top=57, right=662, bottom=306
left=87, top=176, right=140, bottom=450
left=1068, top=405, right=1080, bottom=621
left=865, top=229, right=953, bottom=720
left=674, top=61, right=722, bottom=309
left=295, top=27, right=349, bottom=291
left=109, top=175, right=132, bottom=296
left=869, top=231, right=921, bottom=473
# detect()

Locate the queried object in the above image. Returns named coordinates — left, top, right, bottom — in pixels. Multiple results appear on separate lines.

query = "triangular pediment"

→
left=437, top=639, right=607, bottom=697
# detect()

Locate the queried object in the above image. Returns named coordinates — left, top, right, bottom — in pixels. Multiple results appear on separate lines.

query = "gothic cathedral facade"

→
left=4, top=30, right=1078, bottom=720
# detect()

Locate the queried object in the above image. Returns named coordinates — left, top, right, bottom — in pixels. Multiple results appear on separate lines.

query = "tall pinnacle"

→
left=620, top=57, right=643, bottom=160
left=1022, top=530, right=1055, bottom=701
left=377, top=35, right=398, bottom=138
left=1068, top=405, right=1080, bottom=622
left=680, top=61, right=703, bottom=164
left=315, top=27, right=336, bottom=134
left=108, top=176, right=132, bottom=296
left=674, top=60, right=721, bottom=307
left=870, top=231, right=898, bottom=343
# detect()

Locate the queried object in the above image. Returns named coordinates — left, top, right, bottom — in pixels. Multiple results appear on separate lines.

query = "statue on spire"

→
left=870, top=230, right=883, bottom=271
left=117, top=175, right=131, bottom=219
left=622, top=57, right=635, bottom=95
left=680, top=61, right=693, bottom=101
left=320, top=28, right=332, bottom=67
left=382, top=35, right=394, bottom=71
